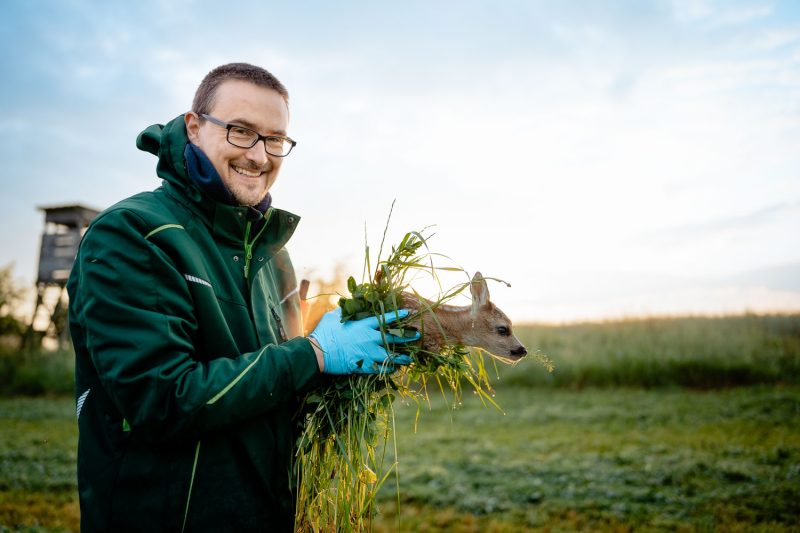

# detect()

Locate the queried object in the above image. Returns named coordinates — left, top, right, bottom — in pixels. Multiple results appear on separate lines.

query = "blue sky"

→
left=1, top=0, right=799, bottom=322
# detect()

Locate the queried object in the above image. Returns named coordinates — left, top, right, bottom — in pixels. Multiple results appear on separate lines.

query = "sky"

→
left=1, top=0, right=799, bottom=323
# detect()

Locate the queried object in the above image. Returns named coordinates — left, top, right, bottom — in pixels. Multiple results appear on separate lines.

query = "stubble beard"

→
left=229, top=180, right=269, bottom=206
left=225, top=160, right=275, bottom=206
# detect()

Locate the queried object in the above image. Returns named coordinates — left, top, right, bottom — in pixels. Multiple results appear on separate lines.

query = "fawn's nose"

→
left=510, top=345, right=527, bottom=357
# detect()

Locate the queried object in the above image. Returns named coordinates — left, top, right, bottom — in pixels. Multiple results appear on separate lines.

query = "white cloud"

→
left=518, top=285, right=800, bottom=323
left=670, top=0, right=774, bottom=26
left=752, top=28, right=800, bottom=50
left=715, top=5, right=773, bottom=26
left=670, top=0, right=715, bottom=23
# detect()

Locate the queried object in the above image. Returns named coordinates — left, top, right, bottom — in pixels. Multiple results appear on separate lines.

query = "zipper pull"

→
left=243, top=221, right=252, bottom=279
left=244, top=243, right=253, bottom=278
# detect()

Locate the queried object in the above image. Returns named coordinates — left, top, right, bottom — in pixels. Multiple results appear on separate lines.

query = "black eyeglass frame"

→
left=200, top=113, right=297, bottom=157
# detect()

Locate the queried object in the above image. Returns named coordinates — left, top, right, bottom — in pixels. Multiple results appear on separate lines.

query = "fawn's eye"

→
left=496, top=326, right=510, bottom=336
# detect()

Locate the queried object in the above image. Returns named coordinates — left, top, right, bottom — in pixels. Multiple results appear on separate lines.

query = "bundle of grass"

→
left=293, top=227, right=551, bottom=532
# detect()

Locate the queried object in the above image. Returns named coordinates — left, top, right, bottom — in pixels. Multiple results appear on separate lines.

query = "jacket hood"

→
left=136, top=114, right=191, bottom=189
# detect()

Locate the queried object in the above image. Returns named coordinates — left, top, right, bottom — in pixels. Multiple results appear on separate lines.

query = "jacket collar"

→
left=162, top=178, right=300, bottom=256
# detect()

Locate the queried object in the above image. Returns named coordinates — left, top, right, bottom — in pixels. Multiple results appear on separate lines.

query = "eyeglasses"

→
left=200, top=113, right=297, bottom=157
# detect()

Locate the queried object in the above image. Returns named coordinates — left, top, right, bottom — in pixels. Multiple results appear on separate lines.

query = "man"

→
left=68, top=63, right=414, bottom=532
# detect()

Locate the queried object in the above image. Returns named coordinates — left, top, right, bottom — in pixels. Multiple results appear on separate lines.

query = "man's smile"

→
left=231, top=164, right=263, bottom=178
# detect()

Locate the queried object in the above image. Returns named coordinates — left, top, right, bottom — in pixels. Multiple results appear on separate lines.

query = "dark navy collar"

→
left=184, top=143, right=272, bottom=219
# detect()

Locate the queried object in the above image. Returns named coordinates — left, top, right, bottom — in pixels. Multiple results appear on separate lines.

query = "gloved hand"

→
left=310, top=307, right=419, bottom=374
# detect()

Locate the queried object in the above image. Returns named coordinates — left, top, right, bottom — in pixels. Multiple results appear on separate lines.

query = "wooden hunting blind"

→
left=36, top=204, right=100, bottom=284
left=26, top=204, right=100, bottom=348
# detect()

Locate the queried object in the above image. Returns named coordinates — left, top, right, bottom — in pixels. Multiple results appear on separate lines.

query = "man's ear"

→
left=184, top=112, right=201, bottom=142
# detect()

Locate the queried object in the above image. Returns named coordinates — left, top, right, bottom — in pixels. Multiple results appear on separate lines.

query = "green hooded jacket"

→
left=67, top=115, right=320, bottom=532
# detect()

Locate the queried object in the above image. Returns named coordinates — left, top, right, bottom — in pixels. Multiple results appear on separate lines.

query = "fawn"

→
left=299, top=272, right=527, bottom=361
left=399, top=272, right=528, bottom=361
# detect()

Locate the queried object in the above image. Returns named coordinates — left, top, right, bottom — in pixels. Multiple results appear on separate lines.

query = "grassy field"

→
left=0, top=314, right=798, bottom=531
left=0, top=397, right=78, bottom=532
left=373, top=386, right=800, bottom=532
left=1, top=387, right=798, bottom=532
left=501, top=314, right=800, bottom=388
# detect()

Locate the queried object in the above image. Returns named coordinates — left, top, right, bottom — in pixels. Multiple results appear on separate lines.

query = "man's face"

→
left=185, top=80, right=290, bottom=206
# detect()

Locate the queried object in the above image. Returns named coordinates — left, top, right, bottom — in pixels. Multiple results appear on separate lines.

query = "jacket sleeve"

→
left=71, top=208, right=320, bottom=443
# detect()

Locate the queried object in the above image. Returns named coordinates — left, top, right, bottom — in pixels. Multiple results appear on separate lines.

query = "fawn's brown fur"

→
left=400, top=272, right=527, bottom=361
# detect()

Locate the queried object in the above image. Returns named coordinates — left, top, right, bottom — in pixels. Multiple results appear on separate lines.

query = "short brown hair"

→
left=192, top=63, right=289, bottom=115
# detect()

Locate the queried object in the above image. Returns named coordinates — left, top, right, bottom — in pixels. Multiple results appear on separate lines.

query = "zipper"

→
left=243, top=221, right=253, bottom=279
left=242, top=208, right=273, bottom=279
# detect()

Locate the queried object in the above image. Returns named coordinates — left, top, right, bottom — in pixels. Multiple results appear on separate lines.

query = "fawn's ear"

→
left=470, top=271, right=490, bottom=315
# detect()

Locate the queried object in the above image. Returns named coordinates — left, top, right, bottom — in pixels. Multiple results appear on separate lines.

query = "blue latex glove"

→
left=310, top=308, right=419, bottom=374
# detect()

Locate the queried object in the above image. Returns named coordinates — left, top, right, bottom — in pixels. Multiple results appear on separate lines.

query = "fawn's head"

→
left=462, top=272, right=528, bottom=361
